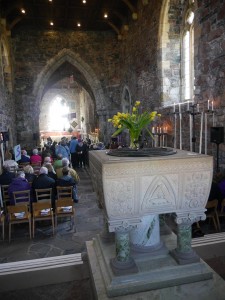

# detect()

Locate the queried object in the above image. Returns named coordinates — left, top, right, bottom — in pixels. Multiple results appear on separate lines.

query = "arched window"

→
left=181, top=1, right=195, bottom=101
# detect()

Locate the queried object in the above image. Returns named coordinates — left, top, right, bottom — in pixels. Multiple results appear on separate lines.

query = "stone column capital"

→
left=175, top=211, right=206, bottom=225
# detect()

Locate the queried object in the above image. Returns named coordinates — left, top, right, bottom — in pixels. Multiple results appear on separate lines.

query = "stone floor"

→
left=1, top=168, right=225, bottom=299
left=0, top=167, right=104, bottom=299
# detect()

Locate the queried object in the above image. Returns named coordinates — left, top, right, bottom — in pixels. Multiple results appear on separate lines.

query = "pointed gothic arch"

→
left=33, top=48, right=107, bottom=114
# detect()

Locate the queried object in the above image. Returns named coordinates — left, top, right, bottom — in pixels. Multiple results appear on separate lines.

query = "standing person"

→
left=55, top=138, right=70, bottom=160
left=69, top=136, right=78, bottom=169
left=76, top=139, right=88, bottom=168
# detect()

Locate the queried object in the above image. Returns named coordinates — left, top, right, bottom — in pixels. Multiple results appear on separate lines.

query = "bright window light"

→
left=49, top=97, right=70, bottom=131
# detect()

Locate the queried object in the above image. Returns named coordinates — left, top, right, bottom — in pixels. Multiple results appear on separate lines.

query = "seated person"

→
left=57, top=166, right=79, bottom=202
left=32, top=167, right=56, bottom=204
left=3, top=150, right=18, bottom=170
left=57, top=158, right=80, bottom=184
left=19, top=150, right=30, bottom=163
left=8, top=171, right=31, bottom=205
left=44, top=163, right=57, bottom=181
left=30, top=149, right=42, bottom=165
left=23, top=165, right=36, bottom=184
left=0, top=164, right=16, bottom=185
left=53, top=154, right=63, bottom=177
left=42, top=146, right=53, bottom=164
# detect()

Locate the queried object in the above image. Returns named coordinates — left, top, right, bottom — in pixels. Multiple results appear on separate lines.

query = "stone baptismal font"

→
left=86, top=148, right=223, bottom=298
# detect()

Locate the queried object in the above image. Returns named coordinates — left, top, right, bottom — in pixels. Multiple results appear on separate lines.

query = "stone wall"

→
left=11, top=29, right=121, bottom=146
left=0, top=20, right=16, bottom=151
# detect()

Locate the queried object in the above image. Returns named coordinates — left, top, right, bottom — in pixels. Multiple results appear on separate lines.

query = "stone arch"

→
left=158, top=0, right=183, bottom=107
left=33, top=48, right=107, bottom=114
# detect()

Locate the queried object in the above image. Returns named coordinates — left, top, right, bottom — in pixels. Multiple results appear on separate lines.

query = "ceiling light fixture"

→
left=104, top=13, right=108, bottom=19
left=82, top=0, right=86, bottom=3
left=49, top=0, right=53, bottom=2
left=21, top=8, right=26, bottom=14
left=77, top=22, right=81, bottom=27
left=50, top=21, right=54, bottom=26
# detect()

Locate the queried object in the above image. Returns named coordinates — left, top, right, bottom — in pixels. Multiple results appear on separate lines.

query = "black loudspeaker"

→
left=210, top=127, right=224, bottom=144
left=33, top=133, right=39, bottom=141
left=2, top=132, right=9, bottom=141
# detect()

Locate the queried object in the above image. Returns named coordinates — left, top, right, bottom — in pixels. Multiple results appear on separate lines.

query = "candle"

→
left=212, top=100, right=214, bottom=111
left=179, top=109, right=182, bottom=150
left=174, top=114, right=177, bottom=149
left=205, top=112, right=207, bottom=155
left=199, top=112, right=203, bottom=154
left=197, top=104, right=199, bottom=113
left=190, top=114, right=193, bottom=152
left=207, top=99, right=210, bottom=110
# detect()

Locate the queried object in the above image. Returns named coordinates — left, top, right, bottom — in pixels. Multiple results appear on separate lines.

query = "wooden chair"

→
left=56, top=186, right=73, bottom=199
left=205, top=199, right=221, bottom=232
left=218, top=198, right=225, bottom=223
left=0, top=210, right=5, bottom=241
left=1, top=185, right=10, bottom=212
left=35, top=188, right=52, bottom=203
left=55, top=198, right=75, bottom=229
left=13, top=190, right=31, bottom=210
left=7, top=204, right=31, bottom=242
left=32, top=202, right=54, bottom=238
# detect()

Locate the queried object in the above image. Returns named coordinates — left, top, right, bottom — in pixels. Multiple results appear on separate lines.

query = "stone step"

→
left=192, top=232, right=225, bottom=247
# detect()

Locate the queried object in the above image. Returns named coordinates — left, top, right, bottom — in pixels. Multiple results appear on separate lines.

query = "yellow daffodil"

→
left=108, top=101, right=160, bottom=149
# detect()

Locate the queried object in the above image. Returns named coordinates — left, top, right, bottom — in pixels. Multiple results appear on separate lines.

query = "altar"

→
left=87, top=149, right=217, bottom=298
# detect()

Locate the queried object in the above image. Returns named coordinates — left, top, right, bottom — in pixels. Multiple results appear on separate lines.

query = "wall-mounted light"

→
left=82, top=0, right=86, bottom=3
left=77, top=22, right=81, bottom=27
left=50, top=21, right=54, bottom=26
left=21, top=8, right=26, bottom=14
left=104, top=13, right=108, bottom=19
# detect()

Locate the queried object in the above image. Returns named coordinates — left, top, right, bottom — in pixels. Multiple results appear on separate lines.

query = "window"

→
left=182, top=3, right=195, bottom=101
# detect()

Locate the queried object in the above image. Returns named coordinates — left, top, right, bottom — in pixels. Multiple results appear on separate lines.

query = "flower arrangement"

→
left=108, top=101, right=160, bottom=149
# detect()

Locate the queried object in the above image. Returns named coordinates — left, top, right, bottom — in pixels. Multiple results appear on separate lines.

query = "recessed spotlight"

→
left=21, top=8, right=26, bottom=14
left=104, top=13, right=108, bottom=19
left=50, top=21, right=54, bottom=26
left=77, top=22, right=81, bottom=27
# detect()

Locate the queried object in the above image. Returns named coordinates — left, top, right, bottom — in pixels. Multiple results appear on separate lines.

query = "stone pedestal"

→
left=86, top=233, right=216, bottom=299
left=89, top=149, right=213, bottom=287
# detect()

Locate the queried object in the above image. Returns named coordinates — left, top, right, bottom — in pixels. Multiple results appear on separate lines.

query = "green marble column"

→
left=170, top=213, right=203, bottom=265
left=110, top=224, right=138, bottom=275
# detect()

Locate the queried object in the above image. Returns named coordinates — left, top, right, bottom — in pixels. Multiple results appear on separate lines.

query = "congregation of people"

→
left=0, top=136, right=90, bottom=207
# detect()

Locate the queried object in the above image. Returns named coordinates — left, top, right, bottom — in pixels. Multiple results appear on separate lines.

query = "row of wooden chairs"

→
left=0, top=186, right=75, bottom=242
left=197, top=199, right=225, bottom=233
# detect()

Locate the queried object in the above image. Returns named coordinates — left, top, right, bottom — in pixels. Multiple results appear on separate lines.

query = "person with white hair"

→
left=19, top=149, right=30, bottom=163
left=57, top=158, right=80, bottom=183
left=30, top=148, right=42, bottom=165
left=8, top=171, right=31, bottom=205
left=32, top=166, right=56, bottom=203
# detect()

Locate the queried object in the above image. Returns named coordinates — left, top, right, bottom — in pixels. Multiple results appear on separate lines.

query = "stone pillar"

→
left=130, top=215, right=167, bottom=255
left=110, top=221, right=138, bottom=276
left=170, top=213, right=204, bottom=265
